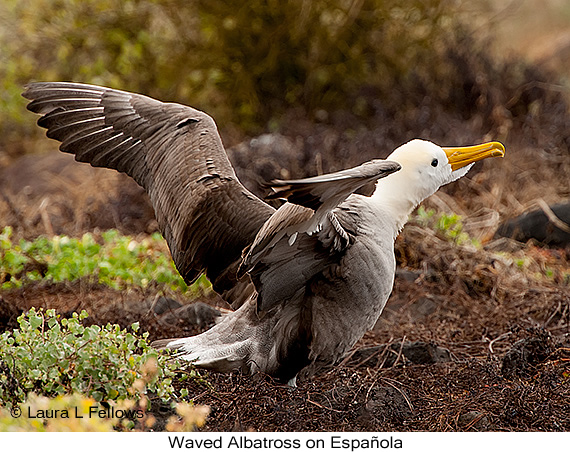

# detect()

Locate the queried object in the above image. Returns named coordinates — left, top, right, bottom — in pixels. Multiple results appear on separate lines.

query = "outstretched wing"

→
left=23, top=82, right=274, bottom=303
left=265, top=159, right=400, bottom=210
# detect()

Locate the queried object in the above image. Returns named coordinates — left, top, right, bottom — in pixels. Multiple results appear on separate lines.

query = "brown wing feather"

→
left=23, top=82, right=274, bottom=303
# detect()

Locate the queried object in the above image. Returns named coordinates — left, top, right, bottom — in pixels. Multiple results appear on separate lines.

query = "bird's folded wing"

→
left=23, top=82, right=275, bottom=304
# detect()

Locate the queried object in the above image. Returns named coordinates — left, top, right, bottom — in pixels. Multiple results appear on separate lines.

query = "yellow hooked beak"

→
left=443, top=142, right=505, bottom=171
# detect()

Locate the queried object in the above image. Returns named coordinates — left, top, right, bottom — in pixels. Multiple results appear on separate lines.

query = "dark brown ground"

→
left=0, top=242, right=568, bottom=432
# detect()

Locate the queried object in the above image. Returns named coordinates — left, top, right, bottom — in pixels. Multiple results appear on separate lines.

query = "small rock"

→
left=160, top=302, right=221, bottom=330
left=401, top=341, right=451, bottom=365
left=495, top=201, right=570, bottom=247
left=457, top=411, right=490, bottom=431
left=350, top=341, right=451, bottom=368
left=362, top=386, right=413, bottom=423
left=151, top=296, right=183, bottom=315
left=501, top=333, right=554, bottom=378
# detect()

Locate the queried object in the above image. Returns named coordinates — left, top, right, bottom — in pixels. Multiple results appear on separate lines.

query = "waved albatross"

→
left=23, top=82, right=505, bottom=385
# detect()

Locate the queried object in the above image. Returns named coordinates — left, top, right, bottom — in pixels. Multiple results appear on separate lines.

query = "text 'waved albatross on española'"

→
left=23, top=82, right=505, bottom=386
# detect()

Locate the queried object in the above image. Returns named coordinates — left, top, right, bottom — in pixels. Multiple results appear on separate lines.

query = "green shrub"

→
left=414, top=206, right=478, bottom=246
left=0, top=308, right=184, bottom=408
left=1, top=0, right=482, bottom=137
left=0, top=226, right=211, bottom=293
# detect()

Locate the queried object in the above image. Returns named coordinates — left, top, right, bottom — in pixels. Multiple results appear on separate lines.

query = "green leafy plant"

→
left=0, top=226, right=210, bottom=293
left=0, top=308, right=185, bottom=408
left=414, top=206, right=478, bottom=246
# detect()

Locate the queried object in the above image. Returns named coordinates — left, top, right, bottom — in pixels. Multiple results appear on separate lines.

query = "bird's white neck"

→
left=369, top=166, right=440, bottom=238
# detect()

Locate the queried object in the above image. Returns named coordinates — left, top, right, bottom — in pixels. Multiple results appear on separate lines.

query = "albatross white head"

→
left=372, top=139, right=505, bottom=235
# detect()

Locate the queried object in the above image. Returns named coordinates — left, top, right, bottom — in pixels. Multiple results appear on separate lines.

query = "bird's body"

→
left=165, top=195, right=399, bottom=382
left=23, top=82, right=504, bottom=384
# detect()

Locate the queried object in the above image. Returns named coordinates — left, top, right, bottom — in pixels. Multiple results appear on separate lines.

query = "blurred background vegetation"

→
left=1, top=0, right=568, bottom=158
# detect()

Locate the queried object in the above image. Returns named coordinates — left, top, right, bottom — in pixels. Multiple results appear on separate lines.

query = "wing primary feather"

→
left=27, top=98, right=102, bottom=115
left=23, top=81, right=275, bottom=307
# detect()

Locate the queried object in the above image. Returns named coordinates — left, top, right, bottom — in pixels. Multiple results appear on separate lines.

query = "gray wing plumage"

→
left=248, top=159, right=400, bottom=263
left=242, top=160, right=400, bottom=313
left=23, top=82, right=274, bottom=303
left=265, top=159, right=401, bottom=210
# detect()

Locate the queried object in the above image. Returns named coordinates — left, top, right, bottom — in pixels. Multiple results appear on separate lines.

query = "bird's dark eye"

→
left=431, top=158, right=438, bottom=167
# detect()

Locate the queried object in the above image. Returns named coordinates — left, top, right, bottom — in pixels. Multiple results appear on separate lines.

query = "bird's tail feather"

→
left=153, top=299, right=274, bottom=375
left=151, top=338, right=181, bottom=349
